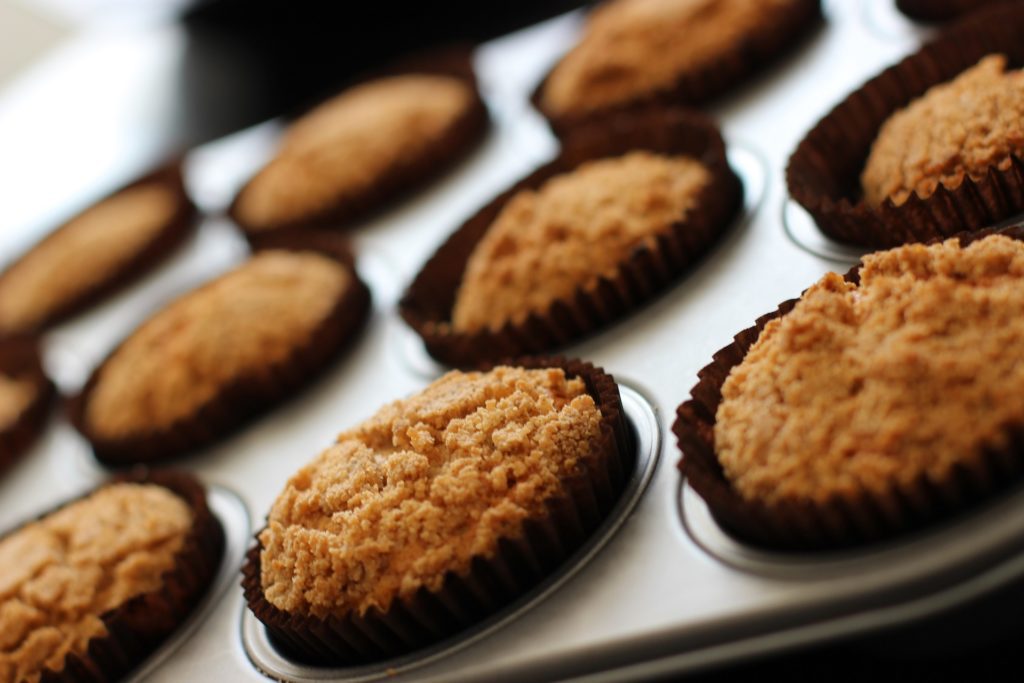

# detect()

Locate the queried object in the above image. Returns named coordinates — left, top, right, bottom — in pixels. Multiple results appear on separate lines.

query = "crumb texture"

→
left=542, top=0, right=800, bottom=117
left=0, top=374, right=37, bottom=432
left=234, top=75, right=474, bottom=231
left=0, top=483, right=192, bottom=683
left=862, top=54, right=1024, bottom=206
left=259, top=366, right=603, bottom=618
left=715, top=235, right=1024, bottom=506
left=0, top=184, right=179, bottom=334
left=450, top=151, right=710, bottom=333
left=85, top=251, right=350, bottom=439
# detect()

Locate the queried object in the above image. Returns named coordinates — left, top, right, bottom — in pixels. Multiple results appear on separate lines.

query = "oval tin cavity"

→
left=240, top=382, right=660, bottom=683
left=782, top=199, right=866, bottom=264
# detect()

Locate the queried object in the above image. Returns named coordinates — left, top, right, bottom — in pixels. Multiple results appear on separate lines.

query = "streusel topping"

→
left=862, top=54, right=1024, bottom=206
left=259, top=366, right=603, bottom=618
left=715, top=235, right=1024, bottom=505
left=85, top=251, right=350, bottom=438
left=451, top=151, right=710, bottom=332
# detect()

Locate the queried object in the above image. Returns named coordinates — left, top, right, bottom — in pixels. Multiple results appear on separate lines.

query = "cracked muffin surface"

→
left=0, top=483, right=192, bottom=683
left=259, top=366, right=604, bottom=619
left=714, top=234, right=1024, bottom=507
left=861, top=54, right=1024, bottom=206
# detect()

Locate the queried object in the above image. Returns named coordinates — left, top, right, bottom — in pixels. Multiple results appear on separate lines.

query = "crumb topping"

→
left=450, top=151, right=710, bottom=333
left=233, top=75, right=474, bottom=231
left=542, top=0, right=800, bottom=117
left=0, top=375, right=37, bottom=432
left=714, top=235, right=1024, bottom=506
left=0, top=184, right=179, bottom=334
left=861, top=54, right=1024, bottom=206
left=84, top=251, right=350, bottom=439
left=259, top=366, right=603, bottom=618
left=0, top=483, right=191, bottom=683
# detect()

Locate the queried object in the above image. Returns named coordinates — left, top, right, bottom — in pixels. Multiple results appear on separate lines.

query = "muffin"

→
left=229, top=53, right=488, bottom=240
left=243, top=358, right=630, bottom=663
left=70, top=233, right=371, bottom=465
left=401, top=107, right=742, bottom=368
left=0, top=338, right=54, bottom=475
left=0, top=470, right=223, bottom=683
left=0, top=163, right=196, bottom=336
left=861, top=55, right=1024, bottom=208
left=535, top=0, right=822, bottom=132
left=787, top=3, right=1024, bottom=247
left=675, top=229, right=1024, bottom=548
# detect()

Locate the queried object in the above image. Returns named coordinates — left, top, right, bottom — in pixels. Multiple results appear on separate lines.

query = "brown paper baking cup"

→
left=673, top=225, right=1024, bottom=550
left=242, top=357, right=631, bottom=665
left=0, top=161, right=198, bottom=336
left=0, top=469, right=225, bottom=683
left=0, top=336, right=54, bottom=474
left=896, top=0, right=1004, bottom=23
left=532, top=0, right=822, bottom=136
left=69, top=230, right=372, bottom=466
left=787, top=3, right=1024, bottom=249
left=229, top=46, right=489, bottom=241
left=400, top=106, right=743, bottom=370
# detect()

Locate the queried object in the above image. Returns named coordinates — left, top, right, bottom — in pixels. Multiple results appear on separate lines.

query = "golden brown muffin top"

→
left=541, top=0, right=800, bottom=118
left=259, top=366, right=603, bottom=619
left=0, top=374, right=38, bottom=432
left=233, top=75, right=474, bottom=232
left=861, top=54, right=1024, bottom=207
left=0, top=483, right=192, bottom=683
left=450, top=151, right=710, bottom=333
left=84, top=251, right=350, bottom=439
left=714, top=235, right=1024, bottom=507
left=0, top=183, right=179, bottom=334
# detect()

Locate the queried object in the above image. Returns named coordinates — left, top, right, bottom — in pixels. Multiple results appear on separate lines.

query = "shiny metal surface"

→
left=5, top=1, right=1022, bottom=681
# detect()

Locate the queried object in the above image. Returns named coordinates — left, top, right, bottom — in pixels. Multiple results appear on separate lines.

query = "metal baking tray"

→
left=4, top=1, right=1023, bottom=680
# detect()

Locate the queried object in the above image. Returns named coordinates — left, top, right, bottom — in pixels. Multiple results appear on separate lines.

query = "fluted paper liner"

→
left=399, top=106, right=743, bottom=370
left=230, top=46, right=489, bottom=242
left=0, top=161, right=197, bottom=336
left=787, top=3, right=1024, bottom=248
left=532, top=0, right=822, bottom=136
left=0, top=336, right=54, bottom=474
left=673, top=225, right=1024, bottom=550
left=0, top=469, right=226, bottom=683
left=69, top=230, right=372, bottom=466
left=242, top=357, right=632, bottom=665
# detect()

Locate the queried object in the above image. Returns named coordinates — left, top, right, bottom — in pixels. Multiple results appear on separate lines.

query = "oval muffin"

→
left=0, top=164, right=196, bottom=336
left=0, top=338, right=54, bottom=475
left=230, top=59, right=488, bottom=239
left=71, top=235, right=371, bottom=465
left=243, top=358, right=629, bottom=663
left=675, top=230, right=1024, bottom=548
left=536, top=0, right=821, bottom=130
left=0, top=471, right=222, bottom=683
left=400, top=107, right=741, bottom=368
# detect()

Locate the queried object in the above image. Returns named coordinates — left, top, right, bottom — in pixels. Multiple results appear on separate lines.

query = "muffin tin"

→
left=5, top=1, right=1024, bottom=681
